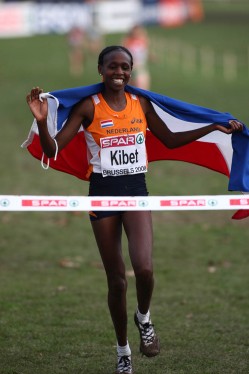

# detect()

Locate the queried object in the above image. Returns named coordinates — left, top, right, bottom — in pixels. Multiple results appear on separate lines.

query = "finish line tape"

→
left=0, top=195, right=249, bottom=212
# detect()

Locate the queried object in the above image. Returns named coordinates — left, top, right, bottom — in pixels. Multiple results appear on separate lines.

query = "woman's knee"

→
left=107, top=273, right=127, bottom=297
left=135, top=268, right=154, bottom=286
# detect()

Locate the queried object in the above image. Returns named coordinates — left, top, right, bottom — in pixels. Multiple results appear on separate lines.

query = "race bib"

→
left=100, top=132, right=147, bottom=177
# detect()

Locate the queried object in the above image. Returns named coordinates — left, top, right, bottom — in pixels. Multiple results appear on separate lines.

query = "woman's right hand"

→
left=26, top=87, right=48, bottom=124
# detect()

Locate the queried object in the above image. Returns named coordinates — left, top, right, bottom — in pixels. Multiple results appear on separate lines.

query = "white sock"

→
left=117, top=342, right=131, bottom=357
left=136, top=308, right=150, bottom=324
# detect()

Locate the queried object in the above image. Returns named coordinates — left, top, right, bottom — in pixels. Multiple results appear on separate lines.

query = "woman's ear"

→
left=98, top=70, right=104, bottom=81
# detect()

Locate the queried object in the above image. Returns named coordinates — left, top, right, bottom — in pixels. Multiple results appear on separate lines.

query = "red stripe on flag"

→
left=232, top=210, right=249, bottom=220
left=146, top=131, right=230, bottom=177
left=28, top=132, right=89, bottom=180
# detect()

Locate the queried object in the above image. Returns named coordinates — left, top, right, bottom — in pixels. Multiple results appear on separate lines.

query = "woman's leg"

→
left=91, top=214, right=128, bottom=346
left=122, top=211, right=154, bottom=314
left=123, top=211, right=159, bottom=357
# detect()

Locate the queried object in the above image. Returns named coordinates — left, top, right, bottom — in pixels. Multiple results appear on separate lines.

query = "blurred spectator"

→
left=67, top=26, right=86, bottom=76
left=3, top=0, right=95, bottom=2
left=85, top=0, right=104, bottom=55
left=0, top=0, right=85, bottom=3
left=122, top=24, right=151, bottom=90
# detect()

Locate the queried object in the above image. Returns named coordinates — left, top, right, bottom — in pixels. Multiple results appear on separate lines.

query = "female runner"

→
left=26, top=45, right=242, bottom=374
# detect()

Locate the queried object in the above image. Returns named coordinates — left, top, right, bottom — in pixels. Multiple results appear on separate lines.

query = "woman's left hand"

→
left=216, top=120, right=243, bottom=134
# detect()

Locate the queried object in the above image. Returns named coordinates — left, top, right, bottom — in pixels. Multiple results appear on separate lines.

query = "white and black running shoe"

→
left=115, top=355, right=133, bottom=374
left=134, top=312, right=160, bottom=357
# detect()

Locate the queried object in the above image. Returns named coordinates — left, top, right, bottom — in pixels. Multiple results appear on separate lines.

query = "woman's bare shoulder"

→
left=137, top=95, right=154, bottom=114
left=72, top=96, right=94, bottom=116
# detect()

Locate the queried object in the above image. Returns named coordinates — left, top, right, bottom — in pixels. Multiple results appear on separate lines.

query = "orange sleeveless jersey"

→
left=84, top=92, right=148, bottom=179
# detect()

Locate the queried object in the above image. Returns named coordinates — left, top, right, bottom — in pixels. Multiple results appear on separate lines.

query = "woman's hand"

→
left=26, top=87, right=48, bottom=124
left=216, top=120, right=243, bottom=134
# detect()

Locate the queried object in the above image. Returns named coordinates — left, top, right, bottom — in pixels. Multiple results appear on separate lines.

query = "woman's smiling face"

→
left=98, top=50, right=133, bottom=90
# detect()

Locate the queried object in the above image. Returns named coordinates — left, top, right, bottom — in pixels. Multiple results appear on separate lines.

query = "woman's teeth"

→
left=113, top=79, right=123, bottom=85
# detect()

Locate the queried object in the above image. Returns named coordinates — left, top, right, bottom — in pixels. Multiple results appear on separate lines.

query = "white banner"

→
left=95, top=0, right=141, bottom=33
left=0, top=2, right=32, bottom=37
left=0, top=1, right=203, bottom=38
left=0, top=195, right=249, bottom=211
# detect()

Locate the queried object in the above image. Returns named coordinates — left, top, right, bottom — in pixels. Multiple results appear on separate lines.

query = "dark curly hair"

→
left=98, top=46, right=133, bottom=68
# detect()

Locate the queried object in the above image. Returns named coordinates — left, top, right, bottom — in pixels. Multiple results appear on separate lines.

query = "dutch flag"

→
left=22, top=83, right=249, bottom=219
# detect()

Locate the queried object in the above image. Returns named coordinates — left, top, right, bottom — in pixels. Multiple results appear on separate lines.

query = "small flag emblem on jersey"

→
left=100, top=119, right=114, bottom=128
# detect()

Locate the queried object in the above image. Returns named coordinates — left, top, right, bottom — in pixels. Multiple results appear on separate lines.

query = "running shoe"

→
left=134, top=312, right=160, bottom=357
left=115, top=355, right=133, bottom=374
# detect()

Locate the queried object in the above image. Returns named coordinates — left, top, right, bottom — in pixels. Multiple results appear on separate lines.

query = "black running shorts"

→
left=88, top=173, right=148, bottom=221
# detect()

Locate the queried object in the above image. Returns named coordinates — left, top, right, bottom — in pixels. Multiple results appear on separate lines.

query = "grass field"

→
left=1, top=5, right=249, bottom=374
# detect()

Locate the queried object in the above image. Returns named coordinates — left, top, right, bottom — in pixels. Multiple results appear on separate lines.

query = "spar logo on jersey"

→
left=101, top=135, right=135, bottom=148
left=101, top=134, right=145, bottom=149
left=136, top=133, right=144, bottom=144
